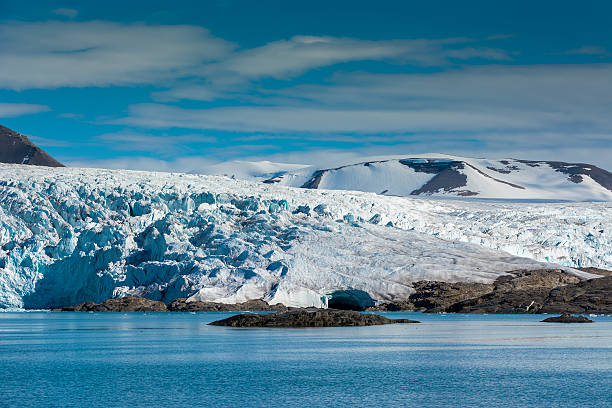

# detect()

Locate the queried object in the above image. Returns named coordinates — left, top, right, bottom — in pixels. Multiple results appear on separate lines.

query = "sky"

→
left=1, top=0, right=611, bottom=171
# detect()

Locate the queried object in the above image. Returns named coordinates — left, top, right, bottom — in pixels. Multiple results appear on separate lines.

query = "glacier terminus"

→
left=0, top=163, right=608, bottom=310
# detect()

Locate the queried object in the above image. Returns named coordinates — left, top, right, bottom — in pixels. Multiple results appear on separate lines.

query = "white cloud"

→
left=52, top=8, right=78, bottom=18
left=207, top=36, right=510, bottom=79
left=108, top=63, right=612, bottom=170
left=151, top=85, right=220, bottom=102
left=278, top=64, right=612, bottom=108
left=0, top=18, right=511, bottom=97
left=95, top=131, right=216, bottom=155
left=0, top=21, right=233, bottom=90
left=115, top=103, right=546, bottom=133
left=65, top=156, right=216, bottom=173
left=0, top=103, right=50, bottom=117
left=266, top=64, right=612, bottom=132
left=560, top=46, right=610, bottom=56
left=148, top=35, right=512, bottom=101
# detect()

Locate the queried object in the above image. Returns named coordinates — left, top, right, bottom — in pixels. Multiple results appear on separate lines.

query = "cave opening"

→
left=326, top=290, right=375, bottom=311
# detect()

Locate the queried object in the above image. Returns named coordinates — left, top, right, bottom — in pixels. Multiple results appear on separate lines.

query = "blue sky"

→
left=1, top=0, right=611, bottom=171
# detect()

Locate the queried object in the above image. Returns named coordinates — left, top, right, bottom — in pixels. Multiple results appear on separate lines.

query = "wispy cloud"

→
left=0, top=19, right=512, bottom=96
left=107, top=62, right=612, bottom=170
left=276, top=64, right=612, bottom=112
left=154, top=35, right=513, bottom=101
left=0, top=103, right=50, bottom=117
left=52, top=8, right=78, bottom=18
left=115, top=103, right=544, bottom=133
left=0, top=21, right=233, bottom=90
left=203, top=36, right=511, bottom=80
left=151, top=84, right=220, bottom=102
left=95, top=131, right=216, bottom=155
left=560, top=46, right=610, bottom=56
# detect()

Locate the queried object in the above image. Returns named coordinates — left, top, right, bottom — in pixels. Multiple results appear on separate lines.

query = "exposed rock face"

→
left=540, top=276, right=612, bottom=314
left=541, top=313, right=594, bottom=323
left=168, top=298, right=287, bottom=312
left=492, top=269, right=580, bottom=291
left=208, top=309, right=420, bottom=327
left=369, top=269, right=611, bottom=314
left=59, top=296, right=167, bottom=312
left=404, top=281, right=493, bottom=312
left=0, top=125, right=63, bottom=167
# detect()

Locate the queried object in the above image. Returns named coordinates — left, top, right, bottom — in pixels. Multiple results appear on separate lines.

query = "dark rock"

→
left=58, top=296, right=167, bottom=312
left=446, top=288, right=552, bottom=314
left=367, top=281, right=494, bottom=312
left=369, top=269, right=610, bottom=314
left=208, top=309, right=420, bottom=327
left=492, top=269, right=580, bottom=291
left=411, top=281, right=494, bottom=312
left=541, top=313, right=594, bottom=323
left=368, top=300, right=415, bottom=312
left=0, top=124, right=64, bottom=167
left=167, top=298, right=287, bottom=312
left=539, top=276, right=612, bottom=314
left=447, top=273, right=611, bottom=314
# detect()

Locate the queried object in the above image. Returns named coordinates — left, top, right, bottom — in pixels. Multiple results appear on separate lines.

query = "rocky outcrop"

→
left=541, top=313, right=593, bottom=323
left=58, top=296, right=168, bottom=312
left=0, top=124, right=63, bottom=167
left=369, top=269, right=610, bottom=314
left=539, top=276, right=612, bottom=314
left=448, top=275, right=611, bottom=314
left=57, top=297, right=287, bottom=313
left=373, top=281, right=494, bottom=312
left=209, top=309, right=420, bottom=327
left=167, top=298, right=287, bottom=312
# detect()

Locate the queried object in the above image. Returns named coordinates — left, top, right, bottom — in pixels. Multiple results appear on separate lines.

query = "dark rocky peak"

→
left=0, top=124, right=64, bottom=167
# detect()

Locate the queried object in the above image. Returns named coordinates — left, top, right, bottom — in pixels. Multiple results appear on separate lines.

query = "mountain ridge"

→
left=0, top=124, right=63, bottom=167
left=255, top=155, right=612, bottom=201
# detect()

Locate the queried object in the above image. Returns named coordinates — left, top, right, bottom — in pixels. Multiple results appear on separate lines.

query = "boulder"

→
left=541, top=313, right=593, bottom=323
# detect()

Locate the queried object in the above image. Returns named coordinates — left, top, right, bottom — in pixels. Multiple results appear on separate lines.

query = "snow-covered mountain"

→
left=0, top=164, right=608, bottom=309
left=227, top=155, right=612, bottom=201
left=0, top=124, right=63, bottom=167
left=195, top=160, right=310, bottom=181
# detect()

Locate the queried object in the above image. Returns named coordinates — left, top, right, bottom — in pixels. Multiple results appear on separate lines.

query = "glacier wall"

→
left=0, top=164, right=608, bottom=309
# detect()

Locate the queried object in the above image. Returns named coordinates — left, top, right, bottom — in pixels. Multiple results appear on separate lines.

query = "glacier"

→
left=0, top=164, right=609, bottom=309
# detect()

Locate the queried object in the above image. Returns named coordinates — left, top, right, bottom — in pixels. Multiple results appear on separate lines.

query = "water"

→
left=0, top=312, right=610, bottom=408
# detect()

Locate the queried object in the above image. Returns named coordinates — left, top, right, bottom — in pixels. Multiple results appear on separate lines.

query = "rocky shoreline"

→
left=368, top=269, right=611, bottom=314
left=54, top=268, right=611, bottom=315
left=56, top=298, right=288, bottom=313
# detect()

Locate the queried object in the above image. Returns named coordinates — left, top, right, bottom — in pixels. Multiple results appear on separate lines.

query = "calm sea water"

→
left=0, top=312, right=610, bottom=408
